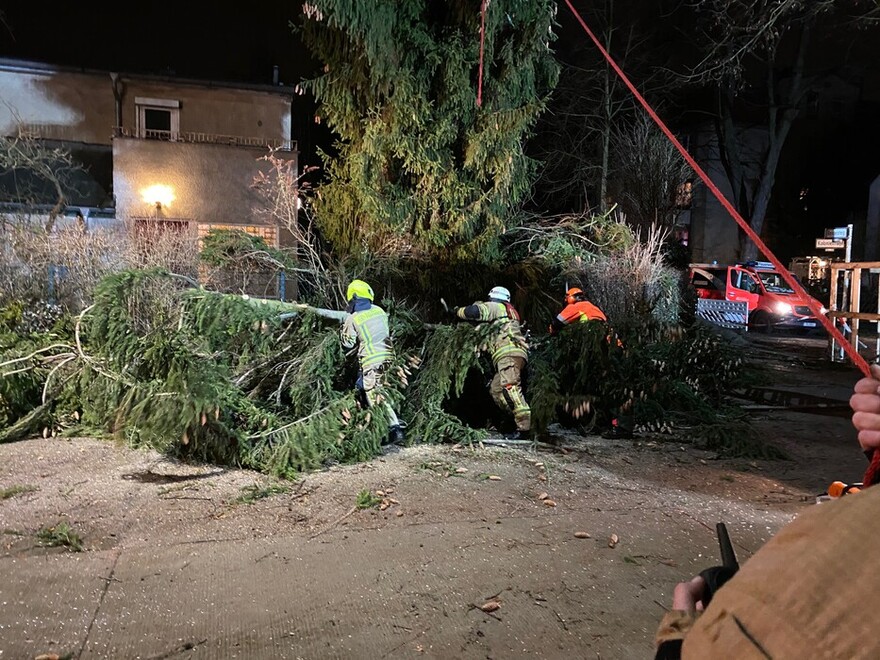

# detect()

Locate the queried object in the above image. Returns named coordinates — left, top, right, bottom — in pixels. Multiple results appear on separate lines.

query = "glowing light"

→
left=141, top=184, right=175, bottom=208
left=774, top=302, right=793, bottom=315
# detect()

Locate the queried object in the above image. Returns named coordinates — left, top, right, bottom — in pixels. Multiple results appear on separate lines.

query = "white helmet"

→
left=488, top=286, right=511, bottom=302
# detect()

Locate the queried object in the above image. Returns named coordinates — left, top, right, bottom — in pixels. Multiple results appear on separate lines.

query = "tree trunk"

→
left=739, top=118, right=793, bottom=261
left=738, top=22, right=811, bottom=260
left=598, top=7, right=614, bottom=214
left=600, top=70, right=611, bottom=214
left=717, top=88, right=750, bottom=221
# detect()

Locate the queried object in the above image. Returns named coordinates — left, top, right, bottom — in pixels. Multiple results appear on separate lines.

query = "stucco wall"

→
left=687, top=125, right=770, bottom=264
left=866, top=174, right=880, bottom=261
left=0, top=63, right=292, bottom=146
left=118, top=80, right=291, bottom=142
left=113, top=137, right=296, bottom=225
left=0, top=66, right=116, bottom=144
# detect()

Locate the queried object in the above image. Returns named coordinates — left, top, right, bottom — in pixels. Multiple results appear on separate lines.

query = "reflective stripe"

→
left=460, top=300, right=528, bottom=363
left=346, top=305, right=392, bottom=369
left=492, top=343, right=527, bottom=362
left=559, top=301, right=607, bottom=325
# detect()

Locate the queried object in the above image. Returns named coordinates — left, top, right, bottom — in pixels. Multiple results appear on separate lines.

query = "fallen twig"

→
left=309, top=505, right=357, bottom=540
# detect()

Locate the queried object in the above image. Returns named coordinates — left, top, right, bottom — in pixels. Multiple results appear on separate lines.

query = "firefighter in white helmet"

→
left=341, top=279, right=405, bottom=445
left=450, top=286, right=531, bottom=440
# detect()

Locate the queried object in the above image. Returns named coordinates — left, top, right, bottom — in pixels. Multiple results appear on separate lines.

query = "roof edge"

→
left=0, top=57, right=298, bottom=97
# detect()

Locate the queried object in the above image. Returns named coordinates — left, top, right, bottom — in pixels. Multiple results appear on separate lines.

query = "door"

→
left=726, top=267, right=761, bottom=311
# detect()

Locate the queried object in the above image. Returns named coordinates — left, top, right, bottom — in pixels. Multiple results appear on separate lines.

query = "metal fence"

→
left=696, top=299, right=749, bottom=330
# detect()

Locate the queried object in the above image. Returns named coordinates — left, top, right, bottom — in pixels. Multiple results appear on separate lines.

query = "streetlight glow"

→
left=141, top=184, right=175, bottom=209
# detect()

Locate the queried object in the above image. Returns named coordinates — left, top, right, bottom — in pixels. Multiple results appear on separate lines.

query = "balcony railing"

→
left=16, top=123, right=77, bottom=141
left=113, top=126, right=295, bottom=151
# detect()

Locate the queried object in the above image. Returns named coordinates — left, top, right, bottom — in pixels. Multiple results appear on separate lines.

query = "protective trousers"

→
left=490, top=355, right=531, bottom=432
left=359, top=364, right=400, bottom=428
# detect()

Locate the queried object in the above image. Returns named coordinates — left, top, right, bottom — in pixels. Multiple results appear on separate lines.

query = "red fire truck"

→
left=689, top=261, right=828, bottom=333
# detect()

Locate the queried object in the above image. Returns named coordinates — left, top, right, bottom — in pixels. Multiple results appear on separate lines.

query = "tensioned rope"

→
left=561, top=1, right=880, bottom=485
left=477, top=0, right=489, bottom=108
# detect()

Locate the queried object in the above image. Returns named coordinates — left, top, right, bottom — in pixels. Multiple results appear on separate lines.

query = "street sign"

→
left=816, top=238, right=845, bottom=249
left=824, top=227, right=850, bottom=239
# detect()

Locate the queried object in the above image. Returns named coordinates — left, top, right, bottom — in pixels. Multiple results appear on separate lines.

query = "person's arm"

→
left=340, top=314, right=357, bottom=349
left=549, top=314, right=566, bottom=336
left=455, top=302, right=487, bottom=322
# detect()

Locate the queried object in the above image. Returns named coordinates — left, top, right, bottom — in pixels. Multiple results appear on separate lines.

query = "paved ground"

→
left=0, top=334, right=869, bottom=660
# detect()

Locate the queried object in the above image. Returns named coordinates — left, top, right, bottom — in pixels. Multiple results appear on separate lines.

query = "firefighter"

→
left=341, top=279, right=405, bottom=445
left=548, top=287, right=607, bottom=335
left=451, top=286, right=531, bottom=440
left=549, top=287, right=634, bottom=440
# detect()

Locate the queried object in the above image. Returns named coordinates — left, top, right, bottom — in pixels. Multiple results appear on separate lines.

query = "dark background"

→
left=0, top=4, right=310, bottom=84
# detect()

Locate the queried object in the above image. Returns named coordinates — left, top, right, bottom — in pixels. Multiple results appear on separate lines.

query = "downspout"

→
left=110, top=72, right=124, bottom=131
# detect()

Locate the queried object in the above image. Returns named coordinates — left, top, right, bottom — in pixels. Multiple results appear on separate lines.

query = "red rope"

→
left=477, top=0, right=488, bottom=108
left=561, top=1, right=880, bottom=483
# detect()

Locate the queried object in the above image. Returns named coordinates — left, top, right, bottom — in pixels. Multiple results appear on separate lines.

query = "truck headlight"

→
left=774, top=302, right=793, bottom=314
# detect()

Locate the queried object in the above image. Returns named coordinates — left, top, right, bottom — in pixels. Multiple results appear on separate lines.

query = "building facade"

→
left=0, top=58, right=297, bottom=245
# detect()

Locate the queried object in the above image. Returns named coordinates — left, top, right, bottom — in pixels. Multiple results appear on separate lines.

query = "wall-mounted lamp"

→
left=141, top=184, right=175, bottom=212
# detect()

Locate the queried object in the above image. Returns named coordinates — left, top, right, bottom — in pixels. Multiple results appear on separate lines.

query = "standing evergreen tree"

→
left=297, top=1, right=559, bottom=264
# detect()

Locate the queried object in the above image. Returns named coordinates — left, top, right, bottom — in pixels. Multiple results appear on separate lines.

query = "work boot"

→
left=387, top=425, right=406, bottom=446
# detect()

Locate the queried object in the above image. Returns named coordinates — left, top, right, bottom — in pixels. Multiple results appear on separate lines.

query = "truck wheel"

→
left=750, top=311, right=774, bottom=334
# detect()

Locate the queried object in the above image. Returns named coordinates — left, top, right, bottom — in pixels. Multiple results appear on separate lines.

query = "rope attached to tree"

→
left=562, top=0, right=879, bottom=485
left=477, top=0, right=489, bottom=108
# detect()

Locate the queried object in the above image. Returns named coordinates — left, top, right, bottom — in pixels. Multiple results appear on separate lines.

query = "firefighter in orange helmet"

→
left=548, top=287, right=608, bottom=336
left=548, top=286, right=633, bottom=439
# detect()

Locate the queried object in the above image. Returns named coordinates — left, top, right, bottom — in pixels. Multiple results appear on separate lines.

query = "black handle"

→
left=698, top=523, right=740, bottom=608
left=717, top=522, right=739, bottom=571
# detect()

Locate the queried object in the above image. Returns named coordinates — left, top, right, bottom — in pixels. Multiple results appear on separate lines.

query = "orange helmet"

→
left=565, top=287, right=584, bottom=305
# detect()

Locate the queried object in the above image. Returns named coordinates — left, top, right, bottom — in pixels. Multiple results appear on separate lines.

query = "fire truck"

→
left=689, top=261, right=828, bottom=333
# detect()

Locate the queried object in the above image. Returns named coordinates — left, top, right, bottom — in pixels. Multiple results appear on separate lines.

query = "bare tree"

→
left=532, top=0, right=671, bottom=215
left=610, top=115, right=692, bottom=232
left=251, top=149, right=344, bottom=306
left=674, top=0, right=879, bottom=259
left=0, top=127, right=84, bottom=232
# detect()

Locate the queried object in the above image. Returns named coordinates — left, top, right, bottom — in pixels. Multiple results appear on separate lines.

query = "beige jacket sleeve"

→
left=673, top=485, right=880, bottom=659
left=655, top=610, right=699, bottom=647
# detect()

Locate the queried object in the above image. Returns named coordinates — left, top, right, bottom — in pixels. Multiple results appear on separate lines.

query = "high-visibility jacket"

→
left=341, top=303, right=393, bottom=369
left=549, top=300, right=607, bottom=336
left=455, top=300, right=528, bottom=363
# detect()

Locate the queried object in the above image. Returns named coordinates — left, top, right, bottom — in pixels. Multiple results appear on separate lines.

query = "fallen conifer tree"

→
left=0, top=263, right=772, bottom=475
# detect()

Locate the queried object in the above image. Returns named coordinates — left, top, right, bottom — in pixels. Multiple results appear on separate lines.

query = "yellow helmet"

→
left=346, top=279, right=374, bottom=302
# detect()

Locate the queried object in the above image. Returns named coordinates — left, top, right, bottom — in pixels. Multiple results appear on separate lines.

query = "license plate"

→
left=803, top=322, right=817, bottom=327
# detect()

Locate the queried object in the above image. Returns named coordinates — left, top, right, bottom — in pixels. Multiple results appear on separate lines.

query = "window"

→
left=135, top=97, right=180, bottom=140
left=733, top=271, right=760, bottom=294
left=675, top=181, right=693, bottom=209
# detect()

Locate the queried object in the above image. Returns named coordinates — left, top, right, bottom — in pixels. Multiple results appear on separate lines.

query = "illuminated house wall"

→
left=0, top=58, right=297, bottom=235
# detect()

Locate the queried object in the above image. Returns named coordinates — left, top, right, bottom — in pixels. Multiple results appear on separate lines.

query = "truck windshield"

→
left=758, top=272, right=795, bottom=294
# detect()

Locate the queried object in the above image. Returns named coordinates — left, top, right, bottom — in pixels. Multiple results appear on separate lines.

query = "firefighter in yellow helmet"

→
left=341, top=279, right=405, bottom=445
left=451, top=286, right=531, bottom=440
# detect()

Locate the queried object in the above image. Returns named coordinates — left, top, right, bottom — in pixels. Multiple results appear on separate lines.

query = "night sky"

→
left=0, top=4, right=313, bottom=85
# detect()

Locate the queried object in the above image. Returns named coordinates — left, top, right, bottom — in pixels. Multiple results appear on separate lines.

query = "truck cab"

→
left=689, top=261, right=827, bottom=333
